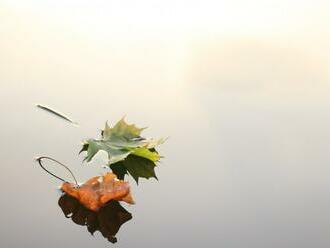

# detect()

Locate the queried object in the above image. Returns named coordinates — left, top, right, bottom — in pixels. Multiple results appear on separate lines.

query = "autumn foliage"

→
left=61, top=172, right=134, bottom=211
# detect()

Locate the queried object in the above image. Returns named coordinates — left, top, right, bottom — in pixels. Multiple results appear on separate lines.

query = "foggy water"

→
left=1, top=1, right=330, bottom=247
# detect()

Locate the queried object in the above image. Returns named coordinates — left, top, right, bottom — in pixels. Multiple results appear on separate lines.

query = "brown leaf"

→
left=61, top=172, right=134, bottom=211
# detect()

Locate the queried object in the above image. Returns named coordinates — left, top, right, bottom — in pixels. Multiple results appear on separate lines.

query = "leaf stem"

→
left=35, top=156, right=79, bottom=186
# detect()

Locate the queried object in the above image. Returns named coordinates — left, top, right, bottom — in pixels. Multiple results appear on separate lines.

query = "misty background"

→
left=1, top=1, right=330, bottom=247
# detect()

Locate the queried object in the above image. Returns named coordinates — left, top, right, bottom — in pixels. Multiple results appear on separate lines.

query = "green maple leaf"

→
left=80, top=118, right=164, bottom=183
left=111, top=155, right=158, bottom=184
left=103, top=118, right=145, bottom=140
left=81, top=139, right=132, bottom=164
left=130, top=147, right=160, bottom=161
left=109, top=163, right=128, bottom=180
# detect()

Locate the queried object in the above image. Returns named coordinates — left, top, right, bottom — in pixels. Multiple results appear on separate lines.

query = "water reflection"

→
left=58, top=194, right=132, bottom=243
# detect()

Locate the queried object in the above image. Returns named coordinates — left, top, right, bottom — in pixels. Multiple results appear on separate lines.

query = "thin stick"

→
left=36, top=104, right=79, bottom=126
left=36, top=156, right=79, bottom=186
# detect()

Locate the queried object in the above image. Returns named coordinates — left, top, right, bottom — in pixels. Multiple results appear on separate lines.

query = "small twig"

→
left=36, top=104, right=79, bottom=126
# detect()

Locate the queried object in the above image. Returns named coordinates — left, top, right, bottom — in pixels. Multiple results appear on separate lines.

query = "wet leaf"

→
left=80, top=118, right=164, bottom=182
left=61, top=172, right=134, bottom=211
left=110, top=163, right=128, bottom=180
left=103, top=118, right=145, bottom=140
left=130, top=147, right=160, bottom=162
left=113, top=155, right=158, bottom=184
left=83, top=140, right=131, bottom=164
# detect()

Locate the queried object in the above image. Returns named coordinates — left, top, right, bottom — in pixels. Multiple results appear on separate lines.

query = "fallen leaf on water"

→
left=80, top=118, right=165, bottom=183
left=61, top=172, right=134, bottom=211
left=110, top=155, right=158, bottom=184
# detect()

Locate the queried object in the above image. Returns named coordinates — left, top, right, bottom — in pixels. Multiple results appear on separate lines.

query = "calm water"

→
left=2, top=2, right=330, bottom=246
left=1, top=82, right=330, bottom=247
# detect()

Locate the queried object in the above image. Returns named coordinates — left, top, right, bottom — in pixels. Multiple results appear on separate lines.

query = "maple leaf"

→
left=111, top=155, right=158, bottom=184
left=109, top=163, right=128, bottom=180
left=80, top=118, right=165, bottom=182
left=61, top=172, right=134, bottom=211
left=103, top=118, right=145, bottom=140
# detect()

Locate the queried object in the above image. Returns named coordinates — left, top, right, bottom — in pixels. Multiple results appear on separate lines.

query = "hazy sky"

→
left=1, top=0, right=330, bottom=97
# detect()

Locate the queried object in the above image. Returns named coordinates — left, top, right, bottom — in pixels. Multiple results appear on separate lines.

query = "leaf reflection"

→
left=58, top=194, right=132, bottom=243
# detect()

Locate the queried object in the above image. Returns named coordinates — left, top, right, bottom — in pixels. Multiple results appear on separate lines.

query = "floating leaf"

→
left=61, top=172, right=134, bottom=211
left=103, top=118, right=145, bottom=140
left=82, top=140, right=131, bottom=164
left=130, top=147, right=160, bottom=162
left=79, top=118, right=164, bottom=183
left=110, top=163, right=128, bottom=180
left=112, top=155, right=158, bottom=184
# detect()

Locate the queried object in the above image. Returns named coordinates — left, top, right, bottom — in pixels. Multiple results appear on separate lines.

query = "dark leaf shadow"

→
left=58, top=194, right=132, bottom=243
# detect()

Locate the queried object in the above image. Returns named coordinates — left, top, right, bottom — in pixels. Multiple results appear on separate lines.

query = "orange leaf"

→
left=61, top=172, right=134, bottom=211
